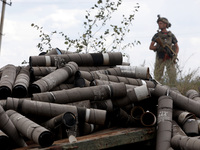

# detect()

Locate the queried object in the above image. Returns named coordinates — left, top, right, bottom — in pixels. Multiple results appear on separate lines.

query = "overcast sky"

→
left=0, top=0, right=199, bottom=77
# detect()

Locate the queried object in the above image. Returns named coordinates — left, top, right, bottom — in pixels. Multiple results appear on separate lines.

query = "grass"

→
left=159, top=67, right=200, bottom=95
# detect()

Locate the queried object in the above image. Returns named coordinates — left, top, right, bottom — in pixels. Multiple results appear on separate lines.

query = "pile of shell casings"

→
left=0, top=48, right=199, bottom=150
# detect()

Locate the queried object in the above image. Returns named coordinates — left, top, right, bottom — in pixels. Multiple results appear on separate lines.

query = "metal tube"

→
left=12, top=65, right=30, bottom=98
left=79, top=66, right=110, bottom=72
left=140, top=111, right=156, bottom=127
left=81, top=71, right=156, bottom=88
left=182, top=118, right=199, bottom=136
left=116, top=65, right=150, bottom=80
left=152, top=84, right=200, bottom=118
left=6, top=110, right=54, bottom=147
left=186, top=89, right=200, bottom=103
left=109, top=107, right=137, bottom=127
left=130, top=106, right=145, bottom=121
left=173, top=109, right=198, bottom=136
left=0, top=105, right=27, bottom=147
left=91, top=99, right=114, bottom=113
left=112, top=84, right=151, bottom=107
left=6, top=97, right=107, bottom=125
left=173, top=108, right=196, bottom=125
left=171, top=120, right=186, bottom=137
left=171, top=135, right=200, bottom=150
left=29, top=61, right=78, bottom=94
left=156, top=95, right=173, bottom=150
left=31, top=66, right=56, bottom=77
left=32, top=82, right=127, bottom=104
left=0, top=100, right=6, bottom=109
left=91, top=79, right=138, bottom=90
left=0, top=64, right=17, bottom=99
left=78, top=123, right=101, bottom=136
left=29, top=52, right=123, bottom=67
left=42, top=112, right=76, bottom=130
left=50, top=83, right=75, bottom=91
left=0, top=130, right=12, bottom=150
left=74, top=70, right=90, bottom=87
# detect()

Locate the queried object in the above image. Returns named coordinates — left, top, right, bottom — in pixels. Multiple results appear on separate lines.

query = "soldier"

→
left=149, top=15, right=179, bottom=86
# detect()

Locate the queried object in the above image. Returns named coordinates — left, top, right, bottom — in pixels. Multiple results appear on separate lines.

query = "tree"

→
left=31, top=0, right=140, bottom=55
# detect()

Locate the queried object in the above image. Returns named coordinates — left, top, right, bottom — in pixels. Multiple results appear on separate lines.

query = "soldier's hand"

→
left=173, top=57, right=179, bottom=64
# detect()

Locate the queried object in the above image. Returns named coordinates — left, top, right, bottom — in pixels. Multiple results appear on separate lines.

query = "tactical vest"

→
left=157, top=31, right=173, bottom=59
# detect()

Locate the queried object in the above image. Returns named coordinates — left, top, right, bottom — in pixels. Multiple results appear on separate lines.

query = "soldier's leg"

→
left=154, top=58, right=165, bottom=82
left=166, top=59, right=177, bottom=86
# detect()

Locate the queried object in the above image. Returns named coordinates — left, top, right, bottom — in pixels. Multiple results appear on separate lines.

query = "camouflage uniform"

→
left=151, top=18, right=178, bottom=86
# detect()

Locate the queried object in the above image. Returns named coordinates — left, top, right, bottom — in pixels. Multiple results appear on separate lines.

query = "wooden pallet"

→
left=14, top=127, right=155, bottom=150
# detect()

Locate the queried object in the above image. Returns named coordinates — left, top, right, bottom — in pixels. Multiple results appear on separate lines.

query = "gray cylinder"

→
left=81, top=71, right=156, bottom=88
left=32, top=82, right=127, bottom=104
left=0, top=130, right=12, bottom=150
left=6, top=110, right=54, bottom=147
left=156, top=95, right=173, bottom=150
left=31, top=66, right=56, bottom=77
left=0, top=105, right=27, bottom=147
left=109, top=107, right=137, bottom=127
left=42, top=112, right=77, bottom=130
left=112, top=84, right=151, bottom=107
left=6, top=97, right=107, bottom=125
left=140, top=111, right=156, bottom=127
left=171, top=120, right=186, bottom=137
left=91, top=99, right=114, bottom=113
left=29, top=61, right=78, bottom=94
left=0, top=100, right=6, bottom=109
left=90, top=79, right=137, bottom=91
left=78, top=123, right=100, bottom=136
left=29, top=52, right=123, bottom=67
left=186, top=89, right=200, bottom=103
left=173, top=109, right=196, bottom=125
left=79, top=66, right=110, bottom=72
left=152, top=84, right=200, bottom=118
left=130, top=106, right=145, bottom=121
left=171, top=135, right=200, bottom=150
left=50, top=84, right=75, bottom=91
left=12, top=65, right=30, bottom=98
left=182, top=118, right=199, bottom=136
left=0, top=64, right=17, bottom=99
left=117, top=65, right=150, bottom=80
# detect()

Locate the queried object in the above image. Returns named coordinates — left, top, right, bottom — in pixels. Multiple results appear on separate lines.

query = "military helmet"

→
left=157, top=15, right=171, bottom=28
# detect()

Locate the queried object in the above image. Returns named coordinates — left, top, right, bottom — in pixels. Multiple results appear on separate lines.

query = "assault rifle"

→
left=155, top=37, right=177, bottom=58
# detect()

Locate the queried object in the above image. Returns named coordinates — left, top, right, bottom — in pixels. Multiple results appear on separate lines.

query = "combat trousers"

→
left=154, top=57, right=177, bottom=86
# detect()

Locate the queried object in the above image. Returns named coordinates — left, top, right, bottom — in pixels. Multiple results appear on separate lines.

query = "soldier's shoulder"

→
left=168, top=31, right=175, bottom=36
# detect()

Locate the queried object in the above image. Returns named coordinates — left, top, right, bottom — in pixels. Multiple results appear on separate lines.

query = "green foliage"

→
left=31, top=23, right=54, bottom=52
left=31, top=0, right=140, bottom=54
left=176, top=69, right=200, bottom=95
left=160, top=64, right=200, bottom=95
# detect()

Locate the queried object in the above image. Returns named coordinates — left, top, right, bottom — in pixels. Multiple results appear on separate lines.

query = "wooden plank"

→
left=62, top=127, right=155, bottom=150
left=14, top=127, right=155, bottom=150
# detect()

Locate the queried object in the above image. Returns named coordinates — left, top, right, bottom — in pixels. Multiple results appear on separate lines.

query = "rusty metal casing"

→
left=6, top=97, right=107, bottom=126
left=31, top=82, right=127, bottom=104
left=0, top=105, right=27, bottom=147
left=156, top=95, right=173, bottom=150
left=29, top=52, right=123, bottom=67
left=0, top=64, right=17, bottom=99
left=29, top=61, right=78, bottom=94
left=6, top=109, right=54, bottom=147
left=12, top=65, right=30, bottom=98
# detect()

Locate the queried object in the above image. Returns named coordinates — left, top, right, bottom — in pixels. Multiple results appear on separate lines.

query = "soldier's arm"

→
left=174, top=43, right=179, bottom=54
left=172, top=33, right=179, bottom=54
left=149, top=41, right=157, bottom=51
